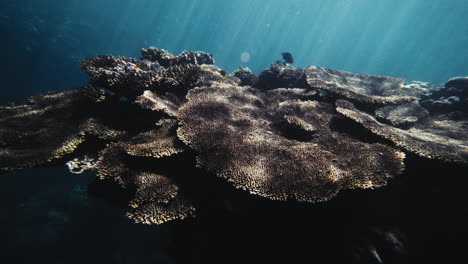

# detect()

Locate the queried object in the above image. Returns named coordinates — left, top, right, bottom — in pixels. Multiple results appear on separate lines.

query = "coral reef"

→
left=2, top=46, right=466, bottom=219
left=391, top=80, right=433, bottom=98
left=305, top=66, right=414, bottom=105
left=2, top=46, right=467, bottom=263
left=120, top=119, right=185, bottom=158
left=336, top=100, right=468, bottom=163
left=374, top=102, right=429, bottom=128
left=177, top=81, right=404, bottom=202
left=96, top=143, right=195, bottom=224
left=232, top=66, right=258, bottom=86
left=141, top=47, right=214, bottom=67
left=135, top=64, right=235, bottom=117
left=0, top=88, right=126, bottom=171
left=81, top=55, right=198, bottom=98
left=420, top=76, right=468, bottom=115
left=256, top=61, right=307, bottom=90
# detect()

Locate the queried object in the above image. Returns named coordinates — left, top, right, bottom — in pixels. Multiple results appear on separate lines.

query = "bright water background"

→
left=1, top=0, right=468, bottom=104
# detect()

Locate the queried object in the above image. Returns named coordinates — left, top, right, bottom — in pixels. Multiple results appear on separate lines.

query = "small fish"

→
left=281, top=52, right=294, bottom=64
left=133, top=63, right=141, bottom=70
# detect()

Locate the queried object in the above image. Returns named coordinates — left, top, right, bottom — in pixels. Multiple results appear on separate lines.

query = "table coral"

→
left=305, top=65, right=414, bottom=105
left=1, top=46, right=466, bottom=228
left=336, top=99, right=468, bottom=163
left=96, top=143, right=195, bottom=224
left=0, top=88, right=126, bottom=170
left=177, top=82, right=405, bottom=202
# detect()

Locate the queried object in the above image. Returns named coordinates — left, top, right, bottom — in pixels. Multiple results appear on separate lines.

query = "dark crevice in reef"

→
left=328, top=115, right=395, bottom=145
left=403, top=153, right=468, bottom=263
left=87, top=177, right=134, bottom=208
left=45, top=134, right=108, bottom=168
left=272, top=120, right=317, bottom=142
left=92, top=100, right=164, bottom=134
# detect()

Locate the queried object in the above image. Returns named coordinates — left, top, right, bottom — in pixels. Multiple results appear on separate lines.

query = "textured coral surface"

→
left=3, top=47, right=468, bottom=264
left=337, top=100, right=468, bottom=163
left=0, top=88, right=126, bottom=170
left=1, top=48, right=467, bottom=244
left=0, top=48, right=468, bottom=263
left=305, top=65, right=414, bottom=105
left=177, top=81, right=405, bottom=202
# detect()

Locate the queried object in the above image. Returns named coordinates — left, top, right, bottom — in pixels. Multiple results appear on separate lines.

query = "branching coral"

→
left=141, top=47, right=214, bottom=67
left=81, top=47, right=215, bottom=101
left=81, top=55, right=200, bottom=98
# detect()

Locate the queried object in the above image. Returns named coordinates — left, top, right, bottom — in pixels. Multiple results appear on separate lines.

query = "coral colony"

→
left=1, top=47, right=467, bottom=261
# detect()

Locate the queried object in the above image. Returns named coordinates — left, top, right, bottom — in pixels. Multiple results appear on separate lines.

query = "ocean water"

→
left=1, top=0, right=468, bottom=105
left=1, top=0, right=467, bottom=263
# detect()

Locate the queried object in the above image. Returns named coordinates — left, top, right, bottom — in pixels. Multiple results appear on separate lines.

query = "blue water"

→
left=1, top=1, right=468, bottom=263
left=1, top=0, right=467, bottom=105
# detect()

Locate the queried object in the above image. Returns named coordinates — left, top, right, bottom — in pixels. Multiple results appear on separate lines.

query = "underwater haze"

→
left=1, top=0, right=468, bottom=105
left=2, top=1, right=468, bottom=264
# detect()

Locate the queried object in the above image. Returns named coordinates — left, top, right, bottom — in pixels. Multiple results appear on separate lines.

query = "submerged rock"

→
left=420, top=77, right=468, bottom=115
left=232, top=66, right=258, bottom=86
left=256, top=61, right=307, bottom=90
left=445, top=76, right=468, bottom=90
